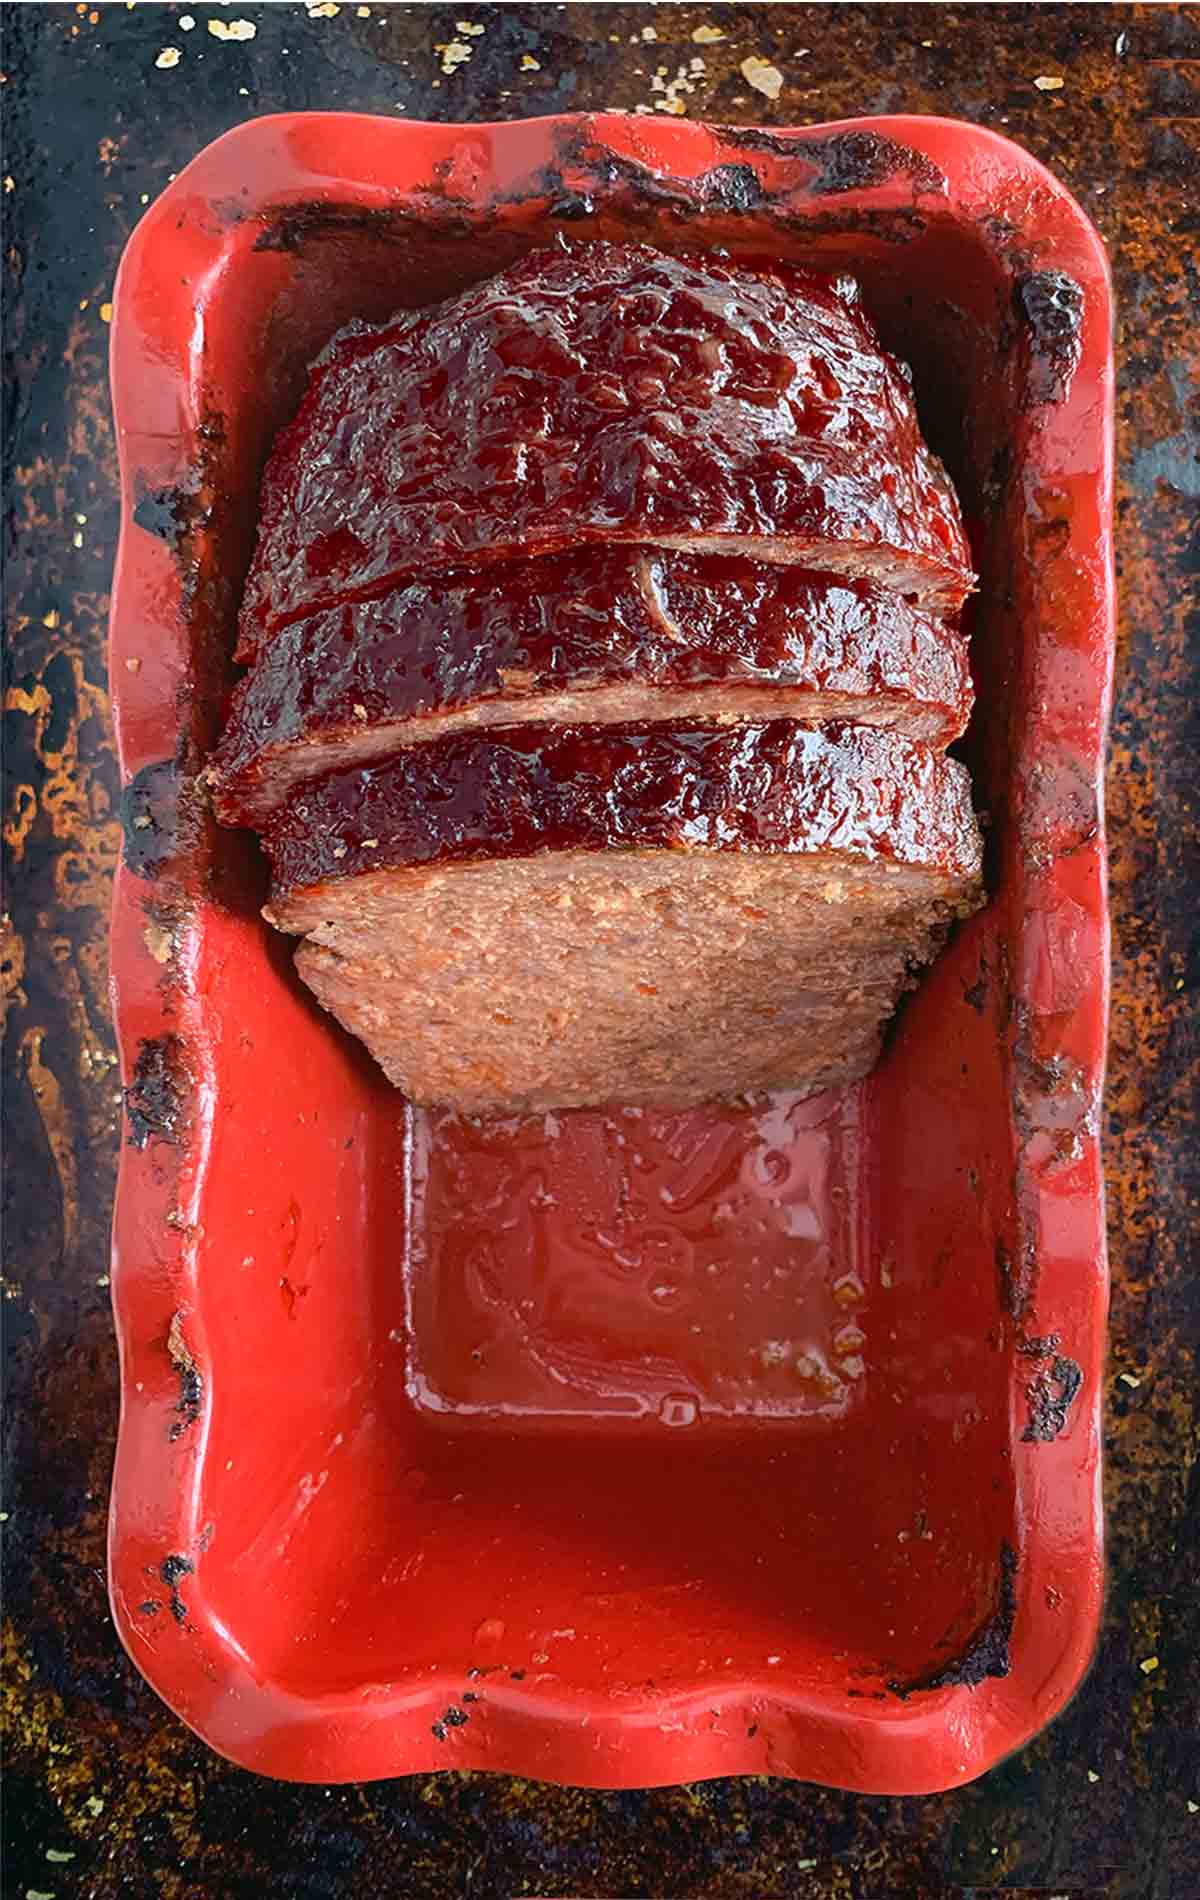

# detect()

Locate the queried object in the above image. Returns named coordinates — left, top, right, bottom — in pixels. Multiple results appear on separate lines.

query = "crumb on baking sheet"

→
left=740, top=56, right=784, bottom=101
left=649, top=61, right=702, bottom=115
left=208, top=18, right=257, bottom=41
left=436, top=39, right=473, bottom=76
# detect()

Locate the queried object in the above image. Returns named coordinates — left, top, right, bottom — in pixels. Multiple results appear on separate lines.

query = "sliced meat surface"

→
left=264, top=721, right=983, bottom=1113
left=238, top=243, right=975, bottom=656
left=212, top=552, right=973, bottom=825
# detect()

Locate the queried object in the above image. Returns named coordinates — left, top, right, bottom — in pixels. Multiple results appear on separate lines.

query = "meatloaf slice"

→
left=263, top=721, right=983, bottom=1113
left=212, top=551, right=973, bottom=826
left=238, top=243, right=974, bottom=656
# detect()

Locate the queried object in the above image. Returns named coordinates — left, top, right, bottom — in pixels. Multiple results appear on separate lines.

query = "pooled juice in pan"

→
left=405, top=1088, right=865, bottom=1424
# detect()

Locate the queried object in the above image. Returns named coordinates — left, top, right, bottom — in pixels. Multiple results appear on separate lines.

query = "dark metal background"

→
left=3, top=6, right=1197, bottom=1896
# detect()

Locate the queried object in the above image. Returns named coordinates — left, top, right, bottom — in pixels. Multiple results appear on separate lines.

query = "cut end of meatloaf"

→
left=236, top=241, right=975, bottom=653
left=284, top=850, right=974, bottom=1113
left=263, top=721, right=983, bottom=1114
left=211, top=555, right=973, bottom=826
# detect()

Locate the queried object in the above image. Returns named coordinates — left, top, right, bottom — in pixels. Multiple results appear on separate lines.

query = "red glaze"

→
left=264, top=720, right=981, bottom=906
left=107, top=115, right=1113, bottom=1791
left=213, top=553, right=972, bottom=825
left=238, top=242, right=974, bottom=651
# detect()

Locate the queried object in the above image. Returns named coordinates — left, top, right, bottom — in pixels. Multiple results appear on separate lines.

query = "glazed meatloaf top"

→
left=212, top=552, right=974, bottom=825
left=264, top=720, right=983, bottom=927
left=238, top=242, right=975, bottom=655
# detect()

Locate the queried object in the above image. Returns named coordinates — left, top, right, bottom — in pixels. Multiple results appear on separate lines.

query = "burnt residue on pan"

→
left=995, top=1237, right=1036, bottom=1324
left=138, top=420, right=242, bottom=743
left=1002, top=993, right=1100, bottom=1342
left=166, top=1311, right=203, bottom=1442
left=131, top=458, right=217, bottom=610
left=159, top=1553, right=194, bottom=1626
left=253, top=200, right=455, bottom=255
left=138, top=893, right=186, bottom=981
left=796, top=130, right=945, bottom=198
left=890, top=1543, right=1018, bottom=1696
left=121, top=759, right=183, bottom=880
left=132, top=480, right=199, bottom=552
left=697, top=163, right=767, bottom=214
left=1022, top=1353, right=1084, bottom=1443
left=1015, top=268, right=1086, bottom=405
left=538, top=149, right=768, bottom=222
left=1019, top=1332, right=1061, bottom=1357
left=127, top=430, right=250, bottom=834
left=1012, top=1028, right=1093, bottom=1150
left=551, top=121, right=941, bottom=238
left=130, top=449, right=224, bottom=639
left=711, top=123, right=946, bottom=198
left=963, top=964, right=990, bottom=1014
left=430, top=1706, right=470, bottom=1742
left=119, top=747, right=224, bottom=929
left=123, top=1033, right=192, bottom=1149
left=249, top=116, right=946, bottom=265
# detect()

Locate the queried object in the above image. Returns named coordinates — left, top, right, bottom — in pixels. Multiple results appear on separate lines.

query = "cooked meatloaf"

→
left=212, top=551, right=973, bottom=825
left=237, top=242, right=974, bottom=656
left=262, top=721, right=983, bottom=1113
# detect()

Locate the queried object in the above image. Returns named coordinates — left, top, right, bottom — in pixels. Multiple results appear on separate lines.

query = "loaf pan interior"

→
left=107, top=113, right=1112, bottom=1790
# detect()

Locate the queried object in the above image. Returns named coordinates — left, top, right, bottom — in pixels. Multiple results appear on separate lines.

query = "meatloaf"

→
left=212, top=552, right=973, bottom=825
left=262, top=721, right=984, bottom=1113
left=238, top=242, right=974, bottom=657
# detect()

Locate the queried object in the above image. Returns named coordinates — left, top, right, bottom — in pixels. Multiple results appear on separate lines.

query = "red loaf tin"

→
left=107, top=113, right=1114, bottom=1790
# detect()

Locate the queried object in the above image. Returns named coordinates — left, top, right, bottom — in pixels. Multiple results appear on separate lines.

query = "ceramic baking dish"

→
left=107, top=112, right=1113, bottom=1790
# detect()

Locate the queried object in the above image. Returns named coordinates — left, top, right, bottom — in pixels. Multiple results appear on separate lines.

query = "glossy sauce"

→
left=266, top=718, right=983, bottom=904
left=214, top=551, right=971, bottom=823
left=240, top=242, right=974, bottom=649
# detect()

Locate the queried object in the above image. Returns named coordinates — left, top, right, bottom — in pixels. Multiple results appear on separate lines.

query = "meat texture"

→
left=212, top=551, right=973, bottom=824
left=263, top=721, right=984, bottom=1113
left=238, top=243, right=975, bottom=656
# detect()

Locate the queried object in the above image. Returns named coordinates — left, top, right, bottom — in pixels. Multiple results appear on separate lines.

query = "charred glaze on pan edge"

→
left=251, top=117, right=947, bottom=254
left=1015, top=268, right=1086, bottom=405
left=159, top=1554, right=194, bottom=1626
left=123, top=1034, right=192, bottom=1149
left=120, top=759, right=184, bottom=880
left=889, top=1545, right=1019, bottom=1697
left=1022, top=1355, right=1085, bottom=1444
left=166, top=1313, right=203, bottom=1442
left=476, top=119, right=943, bottom=220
